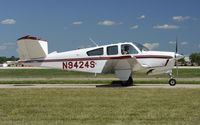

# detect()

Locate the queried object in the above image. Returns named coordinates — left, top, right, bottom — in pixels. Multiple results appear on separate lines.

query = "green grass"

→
left=0, top=68, right=199, bottom=85
left=0, top=68, right=199, bottom=78
left=0, top=69, right=117, bottom=78
left=0, top=80, right=112, bottom=84
left=0, top=68, right=199, bottom=124
left=135, top=68, right=200, bottom=78
left=0, top=88, right=200, bottom=125
left=0, top=69, right=105, bottom=78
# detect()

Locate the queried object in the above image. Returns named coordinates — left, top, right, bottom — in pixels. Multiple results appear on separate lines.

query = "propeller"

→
left=174, top=37, right=185, bottom=77
left=175, top=37, right=178, bottom=55
left=175, top=37, right=178, bottom=77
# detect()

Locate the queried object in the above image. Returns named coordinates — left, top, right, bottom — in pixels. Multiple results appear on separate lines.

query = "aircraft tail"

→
left=17, top=35, right=48, bottom=60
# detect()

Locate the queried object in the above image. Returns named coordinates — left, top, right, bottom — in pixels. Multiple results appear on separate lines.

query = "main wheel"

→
left=121, top=77, right=133, bottom=86
left=169, top=78, right=176, bottom=86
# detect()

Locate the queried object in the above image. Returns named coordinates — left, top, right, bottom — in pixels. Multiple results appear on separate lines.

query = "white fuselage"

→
left=20, top=42, right=176, bottom=77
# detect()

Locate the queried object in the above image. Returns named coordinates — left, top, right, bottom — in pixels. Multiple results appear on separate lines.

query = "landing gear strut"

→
left=121, top=77, right=133, bottom=86
left=168, top=73, right=176, bottom=86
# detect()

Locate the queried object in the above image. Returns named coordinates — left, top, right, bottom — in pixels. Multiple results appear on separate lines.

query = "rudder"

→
left=17, top=35, right=48, bottom=60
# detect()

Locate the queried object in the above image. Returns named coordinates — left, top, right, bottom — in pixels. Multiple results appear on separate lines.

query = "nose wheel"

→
left=168, top=72, right=176, bottom=86
left=169, top=78, right=176, bottom=86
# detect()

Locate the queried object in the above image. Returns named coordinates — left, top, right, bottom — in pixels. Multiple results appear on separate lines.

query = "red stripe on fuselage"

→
left=19, top=55, right=173, bottom=63
left=135, top=55, right=173, bottom=59
left=19, top=55, right=132, bottom=63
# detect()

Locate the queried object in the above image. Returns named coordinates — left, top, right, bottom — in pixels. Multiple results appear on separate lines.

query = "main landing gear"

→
left=119, top=73, right=177, bottom=87
left=121, top=77, right=133, bottom=86
left=168, top=73, right=176, bottom=86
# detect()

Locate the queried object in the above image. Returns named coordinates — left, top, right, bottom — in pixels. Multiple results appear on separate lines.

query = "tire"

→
left=121, top=81, right=128, bottom=86
left=169, top=78, right=176, bottom=86
left=121, top=77, right=133, bottom=86
left=128, top=77, right=133, bottom=86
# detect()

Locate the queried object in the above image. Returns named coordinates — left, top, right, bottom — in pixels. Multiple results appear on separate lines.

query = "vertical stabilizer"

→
left=17, top=35, right=48, bottom=60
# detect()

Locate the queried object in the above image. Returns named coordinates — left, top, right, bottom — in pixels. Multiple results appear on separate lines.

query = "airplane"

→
left=17, top=35, right=184, bottom=86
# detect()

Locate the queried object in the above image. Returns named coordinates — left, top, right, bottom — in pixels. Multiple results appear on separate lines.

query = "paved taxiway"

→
left=0, top=84, right=200, bottom=89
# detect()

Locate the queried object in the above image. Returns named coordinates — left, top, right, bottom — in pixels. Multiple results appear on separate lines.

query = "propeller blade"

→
left=176, top=38, right=178, bottom=54
left=175, top=37, right=178, bottom=77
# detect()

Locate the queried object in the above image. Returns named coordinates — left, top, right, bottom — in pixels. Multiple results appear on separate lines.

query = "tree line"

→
left=190, top=52, right=200, bottom=66
left=0, top=56, right=19, bottom=64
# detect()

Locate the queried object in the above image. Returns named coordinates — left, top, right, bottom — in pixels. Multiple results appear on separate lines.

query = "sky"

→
left=0, top=0, right=200, bottom=57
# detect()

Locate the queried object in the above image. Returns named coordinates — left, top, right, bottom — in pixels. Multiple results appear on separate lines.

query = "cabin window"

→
left=121, top=44, right=138, bottom=54
left=107, top=45, right=118, bottom=55
left=87, top=48, right=103, bottom=56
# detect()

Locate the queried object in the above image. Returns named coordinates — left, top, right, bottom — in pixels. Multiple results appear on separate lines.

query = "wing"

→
left=102, top=56, right=144, bottom=81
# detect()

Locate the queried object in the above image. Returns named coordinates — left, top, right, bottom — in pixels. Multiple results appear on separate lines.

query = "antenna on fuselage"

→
left=89, top=37, right=98, bottom=47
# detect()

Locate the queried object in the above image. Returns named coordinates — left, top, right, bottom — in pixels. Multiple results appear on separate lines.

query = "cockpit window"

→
left=133, top=42, right=149, bottom=51
left=107, top=45, right=118, bottom=55
left=121, top=44, right=138, bottom=54
left=87, top=48, right=103, bottom=56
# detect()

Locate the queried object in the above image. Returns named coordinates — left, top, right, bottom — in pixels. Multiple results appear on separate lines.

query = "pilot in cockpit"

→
left=122, top=45, right=129, bottom=54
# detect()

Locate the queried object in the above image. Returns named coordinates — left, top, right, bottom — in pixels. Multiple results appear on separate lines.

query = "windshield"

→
left=133, top=42, right=149, bottom=52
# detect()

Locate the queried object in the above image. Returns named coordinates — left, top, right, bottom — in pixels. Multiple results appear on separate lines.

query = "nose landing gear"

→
left=168, top=73, right=176, bottom=86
